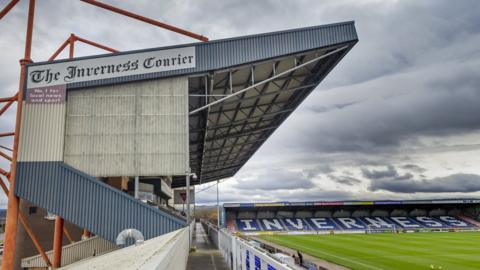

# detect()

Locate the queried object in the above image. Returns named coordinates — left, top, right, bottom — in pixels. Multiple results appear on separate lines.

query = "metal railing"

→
left=21, top=236, right=118, bottom=268
left=203, top=221, right=295, bottom=270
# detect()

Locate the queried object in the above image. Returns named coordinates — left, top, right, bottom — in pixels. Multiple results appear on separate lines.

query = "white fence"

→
left=21, top=236, right=118, bottom=268
left=208, top=223, right=294, bottom=270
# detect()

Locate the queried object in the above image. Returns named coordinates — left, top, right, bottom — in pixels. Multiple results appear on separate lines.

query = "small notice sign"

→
left=26, top=84, right=66, bottom=104
left=180, top=192, right=187, bottom=202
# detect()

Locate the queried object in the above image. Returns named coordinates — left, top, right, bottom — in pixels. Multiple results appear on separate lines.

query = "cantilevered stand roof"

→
left=174, top=21, right=358, bottom=187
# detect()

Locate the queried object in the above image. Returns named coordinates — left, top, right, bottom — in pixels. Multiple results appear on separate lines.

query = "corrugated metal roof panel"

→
left=15, top=161, right=186, bottom=243
left=26, top=21, right=357, bottom=90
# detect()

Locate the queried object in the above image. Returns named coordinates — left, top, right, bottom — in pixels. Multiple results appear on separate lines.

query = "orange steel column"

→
left=2, top=0, right=36, bottom=269
left=69, top=33, right=75, bottom=58
left=52, top=33, right=74, bottom=267
left=52, top=217, right=64, bottom=268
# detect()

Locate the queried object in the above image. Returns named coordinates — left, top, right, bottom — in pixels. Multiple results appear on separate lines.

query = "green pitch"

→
left=260, top=232, right=480, bottom=270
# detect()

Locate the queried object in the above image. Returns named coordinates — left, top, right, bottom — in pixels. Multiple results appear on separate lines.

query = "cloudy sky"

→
left=1, top=0, right=480, bottom=206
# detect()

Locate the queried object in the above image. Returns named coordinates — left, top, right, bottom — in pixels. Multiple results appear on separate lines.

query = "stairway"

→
left=14, top=161, right=186, bottom=243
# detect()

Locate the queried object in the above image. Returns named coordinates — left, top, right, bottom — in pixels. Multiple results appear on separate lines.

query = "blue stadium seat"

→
left=437, top=216, right=472, bottom=228
left=389, top=216, right=423, bottom=228
left=412, top=216, right=449, bottom=228
left=359, top=217, right=396, bottom=229
left=333, top=217, right=368, bottom=230
left=307, top=218, right=343, bottom=230
left=236, top=219, right=262, bottom=231
left=258, top=218, right=286, bottom=231
left=233, top=215, right=477, bottom=232
left=282, top=218, right=314, bottom=231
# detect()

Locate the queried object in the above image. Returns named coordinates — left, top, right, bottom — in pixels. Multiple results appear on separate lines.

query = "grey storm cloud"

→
left=329, top=175, right=362, bottom=186
left=232, top=169, right=314, bottom=191
left=2, top=0, right=480, bottom=205
left=361, top=165, right=413, bottom=181
left=275, top=64, right=480, bottom=155
left=402, top=164, right=427, bottom=174
left=370, top=174, right=480, bottom=193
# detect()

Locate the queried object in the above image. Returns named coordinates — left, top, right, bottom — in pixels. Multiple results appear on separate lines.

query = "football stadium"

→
left=1, top=1, right=480, bottom=270
left=215, top=199, right=480, bottom=269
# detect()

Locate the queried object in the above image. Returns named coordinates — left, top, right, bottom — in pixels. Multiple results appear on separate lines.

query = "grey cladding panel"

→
left=64, top=77, right=188, bottom=177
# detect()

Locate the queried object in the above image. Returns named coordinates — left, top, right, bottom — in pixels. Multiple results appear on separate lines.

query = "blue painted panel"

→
left=15, top=161, right=186, bottom=243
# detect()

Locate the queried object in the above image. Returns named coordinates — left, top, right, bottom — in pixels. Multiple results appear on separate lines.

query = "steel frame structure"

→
left=180, top=43, right=351, bottom=188
left=0, top=1, right=208, bottom=269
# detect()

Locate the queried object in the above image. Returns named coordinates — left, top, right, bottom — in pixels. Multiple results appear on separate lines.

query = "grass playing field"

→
left=260, top=232, right=480, bottom=270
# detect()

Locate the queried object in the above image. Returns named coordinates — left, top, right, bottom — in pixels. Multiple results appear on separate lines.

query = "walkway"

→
left=187, top=222, right=230, bottom=270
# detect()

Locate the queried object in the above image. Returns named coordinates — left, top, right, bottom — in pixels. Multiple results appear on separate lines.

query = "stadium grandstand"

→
left=222, top=199, right=480, bottom=234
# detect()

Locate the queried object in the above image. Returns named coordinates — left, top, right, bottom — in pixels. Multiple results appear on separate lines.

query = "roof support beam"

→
left=0, top=0, right=19, bottom=20
left=210, top=61, right=281, bottom=165
left=229, top=55, right=311, bottom=163
left=191, top=110, right=291, bottom=134
left=197, top=75, right=213, bottom=183
left=208, top=101, right=288, bottom=116
left=189, top=45, right=349, bottom=115
left=80, top=0, right=208, bottom=42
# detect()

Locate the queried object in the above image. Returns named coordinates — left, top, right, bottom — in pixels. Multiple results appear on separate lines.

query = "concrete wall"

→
left=64, top=77, right=188, bottom=177
left=61, top=226, right=190, bottom=270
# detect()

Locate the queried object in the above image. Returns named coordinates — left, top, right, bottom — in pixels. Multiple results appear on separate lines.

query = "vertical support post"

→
left=185, top=74, right=191, bottom=248
left=186, top=174, right=190, bottom=224
left=68, top=33, right=75, bottom=58
left=229, top=71, right=233, bottom=94
left=186, top=173, right=191, bottom=249
left=2, top=1, right=35, bottom=269
left=52, top=217, right=64, bottom=269
left=52, top=32, right=74, bottom=266
left=193, top=185, right=196, bottom=219
left=217, top=180, right=220, bottom=227
left=134, top=176, right=139, bottom=199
